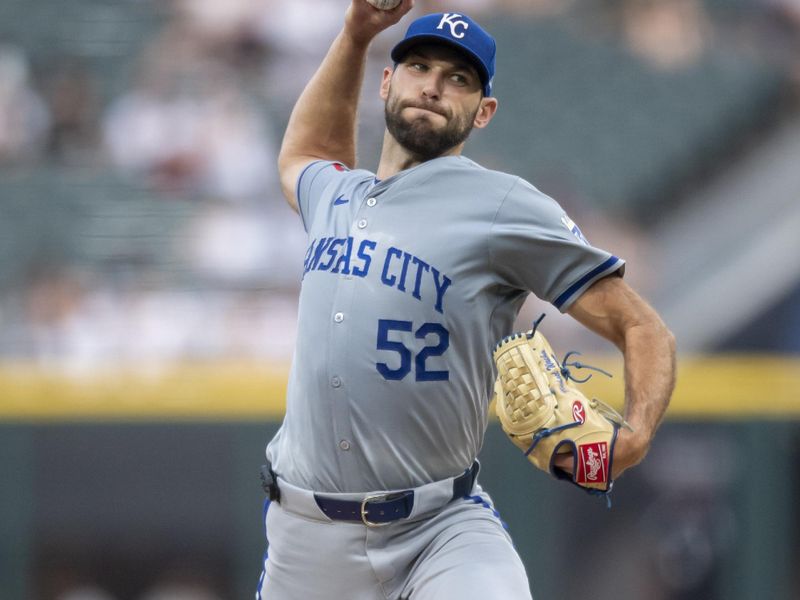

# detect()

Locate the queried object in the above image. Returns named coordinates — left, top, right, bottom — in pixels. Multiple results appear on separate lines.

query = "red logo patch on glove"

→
left=576, top=442, right=609, bottom=484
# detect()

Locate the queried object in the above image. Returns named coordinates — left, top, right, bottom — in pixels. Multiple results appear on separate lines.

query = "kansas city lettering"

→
left=303, top=237, right=375, bottom=276
left=303, top=237, right=452, bottom=314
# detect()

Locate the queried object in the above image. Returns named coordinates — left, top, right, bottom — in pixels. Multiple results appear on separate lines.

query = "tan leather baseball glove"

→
left=492, top=316, right=632, bottom=499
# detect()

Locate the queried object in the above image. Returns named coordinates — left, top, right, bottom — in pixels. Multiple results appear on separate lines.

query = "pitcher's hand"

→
left=344, top=0, right=415, bottom=46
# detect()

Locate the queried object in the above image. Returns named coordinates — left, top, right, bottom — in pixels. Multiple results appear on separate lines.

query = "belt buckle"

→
left=360, top=493, right=392, bottom=527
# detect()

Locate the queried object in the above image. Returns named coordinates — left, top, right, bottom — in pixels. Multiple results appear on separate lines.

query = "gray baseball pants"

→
left=255, top=479, right=533, bottom=599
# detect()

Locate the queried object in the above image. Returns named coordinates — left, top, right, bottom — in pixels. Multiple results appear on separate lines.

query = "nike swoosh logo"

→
left=333, top=195, right=349, bottom=206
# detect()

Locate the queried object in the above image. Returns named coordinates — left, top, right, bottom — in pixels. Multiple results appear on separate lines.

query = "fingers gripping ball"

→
left=366, top=0, right=402, bottom=9
left=492, top=318, right=631, bottom=496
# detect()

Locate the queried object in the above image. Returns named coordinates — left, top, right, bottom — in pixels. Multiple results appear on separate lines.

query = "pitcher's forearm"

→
left=621, top=319, right=676, bottom=447
left=279, top=30, right=371, bottom=169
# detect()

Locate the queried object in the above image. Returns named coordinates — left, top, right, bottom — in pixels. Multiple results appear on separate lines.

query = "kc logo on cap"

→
left=437, top=13, right=469, bottom=39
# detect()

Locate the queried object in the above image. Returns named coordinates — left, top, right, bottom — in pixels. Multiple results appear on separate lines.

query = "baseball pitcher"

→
left=257, top=2, right=676, bottom=598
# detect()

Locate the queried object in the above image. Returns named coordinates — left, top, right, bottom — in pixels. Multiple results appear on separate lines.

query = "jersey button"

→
left=333, top=312, right=344, bottom=323
left=338, top=439, right=351, bottom=451
left=366, top=197, right=377, bottom=207
left=357, top=218, right=367, bottom=229
left=331, top=376, right=342, bottom=388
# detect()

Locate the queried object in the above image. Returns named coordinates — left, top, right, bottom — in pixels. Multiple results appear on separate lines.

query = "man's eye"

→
left=450, top=73, right=468, bottom=85
left=409, top=62, right=426, bottom=71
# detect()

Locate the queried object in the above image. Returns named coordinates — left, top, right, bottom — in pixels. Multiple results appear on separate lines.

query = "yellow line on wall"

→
left=0, top=355, right=797, bottom=422
left=0, top=362, right=289, bottom=421
left=579, top=354, right=799, bottom=419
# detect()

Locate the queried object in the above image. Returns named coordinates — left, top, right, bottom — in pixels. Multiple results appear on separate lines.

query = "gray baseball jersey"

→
left=265, top=155, right=624, bottom=494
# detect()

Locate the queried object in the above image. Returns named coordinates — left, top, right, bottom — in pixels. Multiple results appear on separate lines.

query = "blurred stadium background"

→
left=0, top=0, right=798, bottom=598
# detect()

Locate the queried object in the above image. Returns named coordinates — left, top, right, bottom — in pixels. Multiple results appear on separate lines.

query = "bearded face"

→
left=384, top=81, right=480, bottom=162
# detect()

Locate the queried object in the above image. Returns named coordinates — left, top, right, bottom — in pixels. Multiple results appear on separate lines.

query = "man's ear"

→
left=379, top=67, right=394, bottom=101
left=473, top=97, right=498, bottom=129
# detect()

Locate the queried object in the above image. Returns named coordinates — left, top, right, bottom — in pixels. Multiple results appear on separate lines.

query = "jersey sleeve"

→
left=489, top=178, right=625, bottom=312
left=295, top=160, right=352, bottom=232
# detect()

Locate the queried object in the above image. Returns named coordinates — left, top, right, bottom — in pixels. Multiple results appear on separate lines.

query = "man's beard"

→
left=384, top=92, right=478, bottom=162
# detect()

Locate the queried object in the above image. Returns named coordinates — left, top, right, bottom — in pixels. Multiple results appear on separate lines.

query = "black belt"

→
left=314, top=461, right=480, bottom=526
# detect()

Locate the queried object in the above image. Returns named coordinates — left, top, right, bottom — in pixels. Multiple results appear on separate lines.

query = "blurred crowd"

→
left=1, top=0, right=799, bottom=366
left=4, top=0, right=799, bottom=171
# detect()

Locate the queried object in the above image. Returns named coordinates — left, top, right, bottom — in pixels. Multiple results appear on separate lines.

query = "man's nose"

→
left=420, top=73, right=443, bottom=100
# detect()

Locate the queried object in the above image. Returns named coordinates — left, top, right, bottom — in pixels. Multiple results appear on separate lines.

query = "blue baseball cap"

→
left=391, top=12, right=496, bottom=96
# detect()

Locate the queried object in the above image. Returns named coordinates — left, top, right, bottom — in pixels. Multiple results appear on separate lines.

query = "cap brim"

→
left=390, top=34, right=490, bottom=94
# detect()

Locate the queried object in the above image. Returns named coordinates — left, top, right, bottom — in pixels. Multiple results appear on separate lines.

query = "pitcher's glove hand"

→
left=492, top=316, right=632, bottom=498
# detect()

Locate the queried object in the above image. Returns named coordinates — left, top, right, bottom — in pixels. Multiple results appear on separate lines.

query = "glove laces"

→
left=527, top=314, right=614, bottom=384
left=523, top=421, right=581, bottom=457
left=559, top=351, right=613, bottom=383
left=526, top=313, right=547, bottom=339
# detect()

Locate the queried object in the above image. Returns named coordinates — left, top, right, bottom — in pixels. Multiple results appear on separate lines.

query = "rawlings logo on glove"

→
left=492, top=315, right=632, bottom=499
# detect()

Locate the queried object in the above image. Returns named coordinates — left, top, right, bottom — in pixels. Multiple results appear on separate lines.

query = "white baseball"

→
left=366, top=0, right=402, bottom=10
